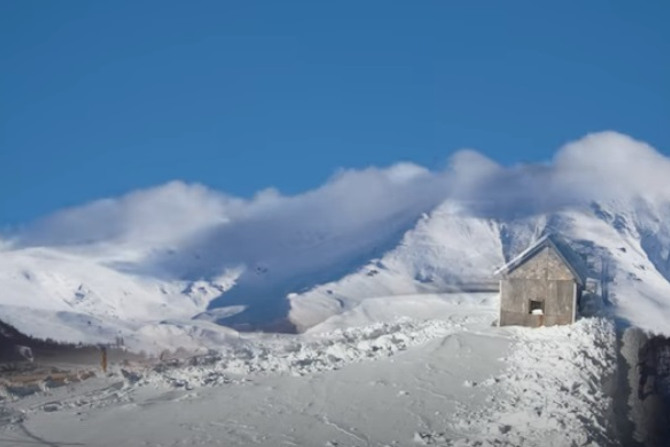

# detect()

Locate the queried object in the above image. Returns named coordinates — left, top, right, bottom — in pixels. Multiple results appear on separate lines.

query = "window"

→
left=529, top=300, right=544, bottom=315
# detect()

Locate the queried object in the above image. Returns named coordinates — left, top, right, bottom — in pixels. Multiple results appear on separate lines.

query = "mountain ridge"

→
left=1, top=132, right=670, bottom=350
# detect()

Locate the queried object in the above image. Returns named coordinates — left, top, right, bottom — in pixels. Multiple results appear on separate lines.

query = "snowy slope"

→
left=290, top=198, right=670, bottom=335
left=2, top=197, right=670, bottom=349
left=0, top=317, right=618, bottom=446
left=1, top=131, right=669, bottom=350
left=0, top=245, right=239, bottom=347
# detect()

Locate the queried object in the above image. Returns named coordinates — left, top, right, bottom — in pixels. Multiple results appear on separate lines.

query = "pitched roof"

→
left=494, top=234, right=587, bottom=285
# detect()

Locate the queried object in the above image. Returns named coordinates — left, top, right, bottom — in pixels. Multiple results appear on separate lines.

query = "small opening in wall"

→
left=529, top=300, right=544, bottom=315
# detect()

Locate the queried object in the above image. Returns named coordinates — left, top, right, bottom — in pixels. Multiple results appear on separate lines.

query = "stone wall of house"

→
left=507, top=246, right=574, bottom=281
left=500, top=246, right=576, bottom=327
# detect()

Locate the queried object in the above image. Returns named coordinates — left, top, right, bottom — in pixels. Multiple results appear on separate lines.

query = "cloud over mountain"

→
left=9, top=131, right=669, bottom=254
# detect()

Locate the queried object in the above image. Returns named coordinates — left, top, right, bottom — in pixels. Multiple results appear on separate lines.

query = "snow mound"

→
left=417, top=318, right=619, bottom=446
left=142, top=317, right=460, bottom=388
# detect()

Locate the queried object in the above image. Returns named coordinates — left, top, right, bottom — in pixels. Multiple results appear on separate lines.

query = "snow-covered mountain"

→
left=1, top=131, right=669, bottom=351
left=292, top=197, right=670, bottom=334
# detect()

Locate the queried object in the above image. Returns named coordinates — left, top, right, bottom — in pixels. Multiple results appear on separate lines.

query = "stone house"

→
left=495, top=234, right=587, bottom=327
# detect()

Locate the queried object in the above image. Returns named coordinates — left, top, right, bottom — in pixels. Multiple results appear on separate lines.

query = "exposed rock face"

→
left=619, top=328, right=670, bottom=446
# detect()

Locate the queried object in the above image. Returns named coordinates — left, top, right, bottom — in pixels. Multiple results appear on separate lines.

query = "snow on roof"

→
left=494, top=234, right=587, bottom=285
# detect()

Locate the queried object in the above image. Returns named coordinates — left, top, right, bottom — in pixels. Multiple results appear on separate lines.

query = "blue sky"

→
left=1, top=1, right=668, bottom=225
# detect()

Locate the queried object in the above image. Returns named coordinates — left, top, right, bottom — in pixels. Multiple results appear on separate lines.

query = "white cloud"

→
left=13, top=181, right=242, bottom=248
left=442, top=131, right=670, bottom=218
left=553, top=131, right=670, bottom=201
left=10, top=132, right=670, bottom=267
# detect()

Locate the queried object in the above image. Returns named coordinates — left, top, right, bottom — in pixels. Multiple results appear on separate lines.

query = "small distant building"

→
left=495, top=234, right=587, bottom=327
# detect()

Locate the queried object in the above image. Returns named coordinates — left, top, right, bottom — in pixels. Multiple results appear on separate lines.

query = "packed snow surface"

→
left=0, top=316, right=618, bottom=446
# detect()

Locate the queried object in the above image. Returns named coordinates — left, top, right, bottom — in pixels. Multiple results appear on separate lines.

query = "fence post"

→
left=101, top=346, right=108, bottom=373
